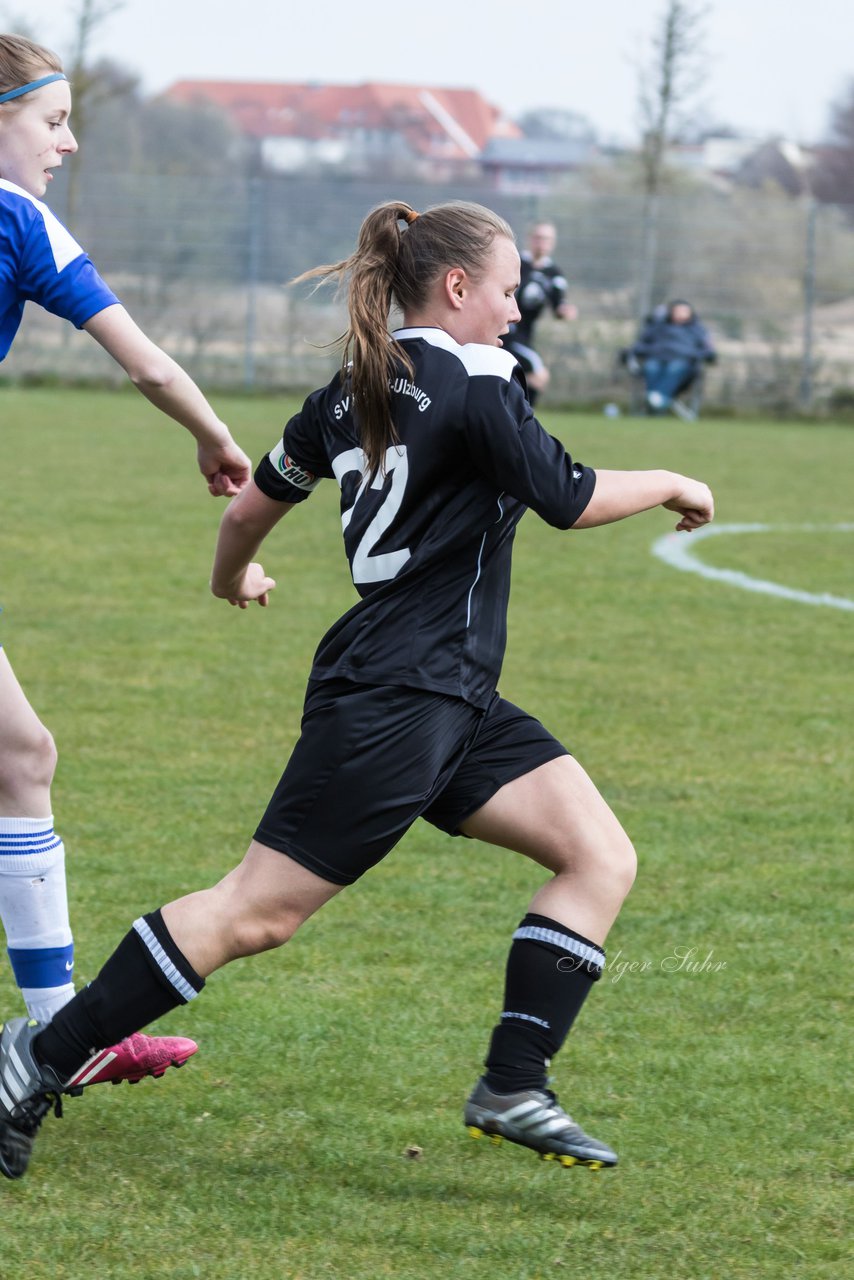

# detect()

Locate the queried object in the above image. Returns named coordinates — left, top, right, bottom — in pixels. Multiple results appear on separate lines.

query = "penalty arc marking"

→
left=651, top=523, right=854, bottom=612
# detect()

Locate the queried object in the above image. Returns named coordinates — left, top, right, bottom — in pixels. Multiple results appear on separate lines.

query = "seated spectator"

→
left=626, top=300, right=716, bottom=416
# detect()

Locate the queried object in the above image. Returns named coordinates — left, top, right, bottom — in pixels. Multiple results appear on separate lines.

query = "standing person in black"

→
left=503, top=220, right=577, bottom=405
left=0, top=200, right=714, bottom=1181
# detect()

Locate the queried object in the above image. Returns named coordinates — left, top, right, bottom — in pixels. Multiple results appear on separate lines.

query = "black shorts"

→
left=253, top=679, right=568, bottom=885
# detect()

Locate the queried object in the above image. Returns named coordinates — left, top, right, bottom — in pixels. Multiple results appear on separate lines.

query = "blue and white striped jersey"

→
left=0, top=179, right=117, bottom=361
left=254, top=326, right=595, bottom=709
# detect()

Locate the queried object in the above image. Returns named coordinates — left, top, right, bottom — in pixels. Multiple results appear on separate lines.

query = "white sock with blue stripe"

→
left=0, top=815, right=75, bottom=1021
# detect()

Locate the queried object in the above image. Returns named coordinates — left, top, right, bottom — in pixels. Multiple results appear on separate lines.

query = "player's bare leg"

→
left=461, top=754, right=636, bottom=945
left=0, top=650, right=74, bottom=1021
left=161, top=840, right=345, bottom=977
left=0, top=649, right=197, bottom=1085
left=0, top=649, right=56, bottom=817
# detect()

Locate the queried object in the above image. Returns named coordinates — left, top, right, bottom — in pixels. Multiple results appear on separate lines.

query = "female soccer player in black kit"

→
left=0, top=200, right=714, bottom=1180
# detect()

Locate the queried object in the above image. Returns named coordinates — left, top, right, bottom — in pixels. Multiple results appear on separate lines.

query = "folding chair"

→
left=618, top=349, right=707, bottom=421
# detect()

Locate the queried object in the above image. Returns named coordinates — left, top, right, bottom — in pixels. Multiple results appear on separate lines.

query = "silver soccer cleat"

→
left=0, top=1017, right=65, bottom=1180
left=464, top=1077, right=617, bottom=1169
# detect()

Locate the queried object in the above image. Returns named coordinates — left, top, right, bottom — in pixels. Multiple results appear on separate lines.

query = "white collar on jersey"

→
left=392, top=326, right=517, bottom=381
left=393, top=325, right=462, bottom=354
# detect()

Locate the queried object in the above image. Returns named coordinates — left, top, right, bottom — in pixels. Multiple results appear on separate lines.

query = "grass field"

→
left=1, top=388, right=851, bottom=1279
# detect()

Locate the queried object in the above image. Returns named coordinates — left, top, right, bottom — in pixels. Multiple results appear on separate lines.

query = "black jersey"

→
left=254, top=327, right=595, bottom=709
left=510, top=252, right=569, bottom=347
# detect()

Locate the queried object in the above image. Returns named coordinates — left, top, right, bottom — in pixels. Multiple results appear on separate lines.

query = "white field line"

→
left=651, top=523, right=854, bottom=612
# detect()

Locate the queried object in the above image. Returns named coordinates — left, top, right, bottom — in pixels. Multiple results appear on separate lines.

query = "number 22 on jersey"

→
left=332, top=446, right=411, bottom=585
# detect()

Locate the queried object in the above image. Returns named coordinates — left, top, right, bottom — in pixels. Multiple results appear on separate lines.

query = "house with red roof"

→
left=164, top=79, right=522, bottom=178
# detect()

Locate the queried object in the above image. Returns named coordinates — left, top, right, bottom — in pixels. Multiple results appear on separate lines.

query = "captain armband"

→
left=267, top=440, right=322, bottom=495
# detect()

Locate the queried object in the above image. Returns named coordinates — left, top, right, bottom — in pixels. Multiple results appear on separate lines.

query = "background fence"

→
left=7, top=174, right=854, bottom=414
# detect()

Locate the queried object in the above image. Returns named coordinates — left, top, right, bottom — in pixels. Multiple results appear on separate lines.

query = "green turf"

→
left=1, top=389, right=851, bottom=1278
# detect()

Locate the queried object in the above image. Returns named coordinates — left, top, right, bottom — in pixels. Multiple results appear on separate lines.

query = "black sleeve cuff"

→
left=254, top=454, right=314, bottom=504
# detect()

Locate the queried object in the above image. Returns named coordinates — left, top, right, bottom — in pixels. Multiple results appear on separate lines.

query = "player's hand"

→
left=557, top=302, right=578, bottom=321
left=212, top=562, right=277, bottom=608
left=662, top=477, right=714, bottom=532
left=198, top=438, right=253, bottom=497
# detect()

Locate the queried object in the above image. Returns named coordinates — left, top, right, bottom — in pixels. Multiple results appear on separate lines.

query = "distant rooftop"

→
left=164, top=79, right=521, bottom=162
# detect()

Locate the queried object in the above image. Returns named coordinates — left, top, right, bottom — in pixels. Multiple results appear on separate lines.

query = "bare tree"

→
left=635, top=1, right=709, bottom=317
left=638, top=1, right=708, bottom=195
left=63, top=0, right=129, bottom=219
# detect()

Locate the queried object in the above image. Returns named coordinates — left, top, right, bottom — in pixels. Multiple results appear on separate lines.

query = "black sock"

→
left=484, top=913, right=605, bottom=1094
left=35, top=909, right=205, bottom=1080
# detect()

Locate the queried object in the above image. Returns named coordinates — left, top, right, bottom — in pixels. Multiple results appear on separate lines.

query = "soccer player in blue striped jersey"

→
left=0, top=199, right=714, bottom=1179
left=0, top=33, right=251, bottom=1092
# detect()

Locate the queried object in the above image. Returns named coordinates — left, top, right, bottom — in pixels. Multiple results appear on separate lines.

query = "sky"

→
left=5, top=0, right=853, bottom=145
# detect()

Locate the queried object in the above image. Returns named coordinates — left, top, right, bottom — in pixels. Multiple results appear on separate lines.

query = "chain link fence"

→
left=7, top=173, right=854, bottom=415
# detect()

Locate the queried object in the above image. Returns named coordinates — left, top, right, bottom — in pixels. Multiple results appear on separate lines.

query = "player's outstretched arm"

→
left=572, top=469, right=714, bottom=532
left=210, top=480, right=293, bottom=608
left=82, top=305, right=252, bottom=496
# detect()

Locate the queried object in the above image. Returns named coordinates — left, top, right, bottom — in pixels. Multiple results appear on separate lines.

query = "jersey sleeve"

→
left=463, top=367, right=595, bottom=529
left=17, top=203, right=118, bottom=328
left=253, top=397, right=331, bottom=504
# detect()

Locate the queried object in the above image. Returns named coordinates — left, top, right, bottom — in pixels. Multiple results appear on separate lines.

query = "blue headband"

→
left=0, top=73, right=67, bottom=104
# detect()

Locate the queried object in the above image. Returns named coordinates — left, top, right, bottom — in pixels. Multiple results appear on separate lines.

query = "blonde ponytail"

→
left=295, top=199, right=514, bottom=477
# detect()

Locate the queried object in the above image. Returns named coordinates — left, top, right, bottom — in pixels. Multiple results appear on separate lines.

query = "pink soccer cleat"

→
left=66, top=1032, right=198, bottom=1088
